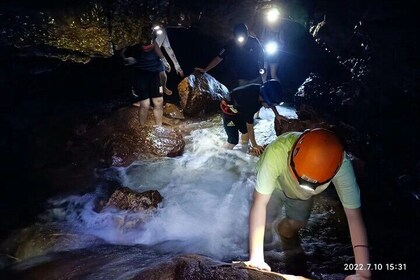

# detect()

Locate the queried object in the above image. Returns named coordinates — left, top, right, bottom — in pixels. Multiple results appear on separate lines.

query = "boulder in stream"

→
left=104, top=187, right=163, bottom=212
left=178, top=72, right=229, bottom=116
left=91, top=106, right=185, bottom=166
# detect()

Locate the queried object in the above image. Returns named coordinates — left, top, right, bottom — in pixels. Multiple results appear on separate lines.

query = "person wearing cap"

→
left=153, top=26, right=184, bottom=95
left=220, top=79, right=288, bottom=155
left=244, top=128, right=371, bottom=280
left=120, top=25, right=168, bottom=126
left=196, top=23, right=265, bottom=87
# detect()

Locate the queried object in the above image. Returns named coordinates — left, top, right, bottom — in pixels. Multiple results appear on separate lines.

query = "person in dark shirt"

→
left=121, top=26, right=170, bottom=126
left=196, top=23, right=265, bottom=87
left=220, top=79, right=288, bottom=155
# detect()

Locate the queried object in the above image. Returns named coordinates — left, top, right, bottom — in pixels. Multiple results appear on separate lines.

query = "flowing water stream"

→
left=5, top=106, right=354, bottom=279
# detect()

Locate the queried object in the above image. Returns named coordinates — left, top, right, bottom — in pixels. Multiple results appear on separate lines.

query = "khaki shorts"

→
left=278, top=190, right=313, bottom=222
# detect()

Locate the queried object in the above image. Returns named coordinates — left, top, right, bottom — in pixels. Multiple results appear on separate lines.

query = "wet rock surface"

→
left=178, top=72, right=229, bottom=116
left=0, top=1, right=418, bottom=279
left=104, top=187, right=163, bottom=212
left=163, top=103, right=185, bottom=120
left=2, top=250, right=310, bottom=280
left=1, top=224, right=103, bottom=262
left=93, top=106, right=185, bottom=166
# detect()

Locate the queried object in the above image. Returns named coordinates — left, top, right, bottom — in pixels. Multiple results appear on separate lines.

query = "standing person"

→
left=244, top=128, right=371, bottom=280
left=220, top=79, right=288, bottom=155
left=195, top=23, right=265, bottom=87
left=153, top=26, right=184, bottom=95
left=260, top=8, right=284, bottom=81
left=121, top=25, right=169, bottom=126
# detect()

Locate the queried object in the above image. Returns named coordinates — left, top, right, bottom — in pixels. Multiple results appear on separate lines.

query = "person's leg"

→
left=276, top=218, right=306, bottom=239
left=269, top=63, right=280, bottom=81
left=275, top=191, right=313, bottom=251
left=151, top=97, right=164, bottom=126
left=240, top=133, right=249, bottom=145
left=139, top=98, right=151, bottom=126
left=238, top=120, right=249, bottom=149
left=160, top=71, right=172, bottom=95
left=147, top=71, right=164, bottom=126
left=223, top=114, right=239, bottom=149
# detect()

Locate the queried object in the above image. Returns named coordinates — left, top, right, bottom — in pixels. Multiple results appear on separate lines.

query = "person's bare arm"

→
left=344, top=207, right=371, bottom=280
left=246, top=122, right=264, bottom=156
left=154, top=42, right=171, bottom=72
left=164, top=45, right=184, bottom=76
left=195, top=56, right=223, bottom=73
left=244, top=191, right=272, bottom=271
left=121, top=47, right=136, bottom=65
left=270, top=105, right=289, bottom=124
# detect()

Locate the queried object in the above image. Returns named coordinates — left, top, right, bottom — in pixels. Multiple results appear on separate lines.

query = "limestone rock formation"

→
left=178, top=72, right=229, bottom=116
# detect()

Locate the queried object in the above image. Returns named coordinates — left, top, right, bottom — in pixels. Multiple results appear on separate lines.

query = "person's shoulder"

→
left=271, top=131, right=301, bottom=149
left=248, top=35, right=262, bottom=44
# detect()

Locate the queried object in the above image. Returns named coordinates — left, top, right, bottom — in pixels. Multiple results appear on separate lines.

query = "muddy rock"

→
left=178, top=72, right=229, bottom=116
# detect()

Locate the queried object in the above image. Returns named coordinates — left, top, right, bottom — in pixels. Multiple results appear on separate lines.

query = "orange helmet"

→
left=290, top=128, right=344, bottom=188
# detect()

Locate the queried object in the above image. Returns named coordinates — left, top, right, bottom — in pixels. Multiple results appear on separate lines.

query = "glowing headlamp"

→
left=236, top=35, right=245, bottom=43
left=265, top=41, right=279, bottom=55
left=266, top=8, right=280, bottom=23
left=153, top=25, right=163, bottom=35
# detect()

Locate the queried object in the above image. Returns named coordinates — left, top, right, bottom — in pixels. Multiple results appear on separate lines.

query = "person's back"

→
left=229, top=83, right=261, bottom=122
left=226, top=36, right=264, bottom=81
left=127, top=44, right=162, bottom=73
left=195, top=23, right=264, bottom=87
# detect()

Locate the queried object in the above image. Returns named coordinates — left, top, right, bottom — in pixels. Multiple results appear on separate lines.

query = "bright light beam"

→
left=265, top=41, right=278, bottom=55
left=266, top=8, right=280, bottom=23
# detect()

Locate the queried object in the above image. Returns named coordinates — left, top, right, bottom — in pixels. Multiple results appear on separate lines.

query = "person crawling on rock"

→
left=220, top=79, right=288, bottom=155
left=244, top=128, right=371, bottom=280
left=121, top=25, right=170, bottom=126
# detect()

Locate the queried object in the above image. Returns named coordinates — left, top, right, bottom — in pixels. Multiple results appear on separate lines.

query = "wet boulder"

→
left=1, top=225, right=103, bottom=262
left=104, top=187, right=163, bottom=212
left=92, top=106, right=185, bottom=166
left=4, top=251, right=310, bottom=280
left=274, top=104, right=332, bottom=136
left=95, top=187, right=164, bottom=231
left=163, top=103, right=185, bottom=120
left=126, top=254, right=310, bottom=280
left=178, top=72, right=229, bottom=116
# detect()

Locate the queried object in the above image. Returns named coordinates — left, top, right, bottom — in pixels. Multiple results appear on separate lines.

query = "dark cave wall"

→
left=0, top=0, right=418, bottom=243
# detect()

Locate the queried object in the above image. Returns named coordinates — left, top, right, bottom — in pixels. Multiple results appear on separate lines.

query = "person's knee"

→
left=140, top=99, right=150, bottom=109
left=277, top=218, right=306, bottom=238
left=153, top=98, right=163, bottom=108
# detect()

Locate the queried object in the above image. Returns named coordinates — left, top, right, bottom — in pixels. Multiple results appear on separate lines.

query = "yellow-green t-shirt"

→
left=255, top=132, right=361, bottom=209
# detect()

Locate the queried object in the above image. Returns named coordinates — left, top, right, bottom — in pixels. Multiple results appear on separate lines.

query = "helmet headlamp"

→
left=266, top=8, right=280, bottom=23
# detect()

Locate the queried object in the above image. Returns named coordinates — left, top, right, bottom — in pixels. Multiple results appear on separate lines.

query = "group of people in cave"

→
left=120, top=7, right=371, bottom=279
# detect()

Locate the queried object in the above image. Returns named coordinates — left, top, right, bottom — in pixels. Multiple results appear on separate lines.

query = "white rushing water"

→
left=43, top=106, right=298, bottom=260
